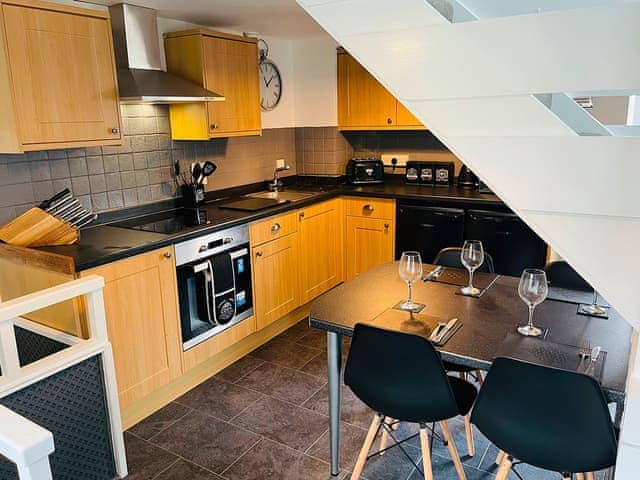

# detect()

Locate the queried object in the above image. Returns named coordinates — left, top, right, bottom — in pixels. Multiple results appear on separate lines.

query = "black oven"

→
left=175, top=225, right=253, bottom=350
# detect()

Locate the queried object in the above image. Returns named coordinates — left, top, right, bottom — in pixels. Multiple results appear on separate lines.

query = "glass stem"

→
left=592, top=289, right=599, bottom=306
left=407, top=282, right=413, bottom=304
left=468, top=269, right=474, bottom=289
left=528, top=305, right=535, bottom=328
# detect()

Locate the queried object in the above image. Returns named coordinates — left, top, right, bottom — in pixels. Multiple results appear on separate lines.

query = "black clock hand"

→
left=266, top=75, right=275, bottom=87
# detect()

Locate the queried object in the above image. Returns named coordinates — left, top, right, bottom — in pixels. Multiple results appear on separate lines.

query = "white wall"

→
left=292, top=35, right=339, bottom=126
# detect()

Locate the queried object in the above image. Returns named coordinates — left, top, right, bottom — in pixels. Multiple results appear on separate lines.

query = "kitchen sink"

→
left=246, top=190, right=315, bottom=202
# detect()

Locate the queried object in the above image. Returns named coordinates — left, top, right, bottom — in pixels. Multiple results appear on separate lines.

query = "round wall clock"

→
left=257, top=39, right=282, bottom=111
left=260, top=59, right=282, bottom=111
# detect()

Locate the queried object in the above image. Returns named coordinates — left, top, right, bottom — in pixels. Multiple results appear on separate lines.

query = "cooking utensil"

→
left=59, top=204, right=84, bottom=221
left=39, top=188, right=70, bottom=210
left=192, top=162, right=202, bottom=186
left=73, top=213, right=98, bottom=229
left=46, top=192, right=74, bottom=213
left=51, top=199, right=81, bottom=217
left=174, top=161, right=188, bottom=186
left=200, top=161, right=217, bottom=184
left=423, top=265, right=444, bottom=282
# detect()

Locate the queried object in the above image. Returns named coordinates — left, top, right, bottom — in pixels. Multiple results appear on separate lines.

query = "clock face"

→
left=259, top=60, right=282, bottom=111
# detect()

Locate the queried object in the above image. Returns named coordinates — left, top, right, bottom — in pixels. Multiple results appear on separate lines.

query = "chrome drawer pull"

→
left=271, top=223, right=281, bottom=233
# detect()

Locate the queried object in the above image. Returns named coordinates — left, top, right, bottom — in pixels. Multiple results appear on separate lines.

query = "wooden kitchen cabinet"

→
left=81, top=246, right=183, bottom=409
left=337, top=49, right=424, bottom=131
left=299, top=198, right=344, bottom=303
left=0, top=0, right=122, bottom=153
left=345, top=197, right=395, bottom=280
left=165, top=28, right=261, bottom=139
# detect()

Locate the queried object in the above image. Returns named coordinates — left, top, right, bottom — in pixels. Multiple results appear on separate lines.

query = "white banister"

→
left=0, top=405, right=54, bottom=480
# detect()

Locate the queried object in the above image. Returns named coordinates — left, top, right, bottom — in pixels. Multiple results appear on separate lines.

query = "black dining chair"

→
left=544, top=260, right=592, bottom=291
left=344, top=323, right=477, bottom=480
left=471, top=357, right=617, bottom=480
left=434, top=246, right=494, bottom=385
left=433, top=247, right=495, bottom=274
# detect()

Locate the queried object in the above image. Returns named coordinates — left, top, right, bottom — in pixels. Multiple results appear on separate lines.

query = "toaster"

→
left=346, top=158, right=384, bottom=184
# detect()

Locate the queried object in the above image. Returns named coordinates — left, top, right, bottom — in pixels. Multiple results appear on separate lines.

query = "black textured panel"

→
left=0, top=355, right=117, bottom=480
left=0, top=327, right=69, bottom=377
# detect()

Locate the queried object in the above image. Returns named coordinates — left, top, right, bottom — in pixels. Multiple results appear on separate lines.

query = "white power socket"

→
left=276, top=158, right=285, bottom=169
left=381, top=154, right=409, bottom=168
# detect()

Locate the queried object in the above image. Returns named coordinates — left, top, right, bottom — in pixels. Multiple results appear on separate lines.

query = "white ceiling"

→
left=79, top=0, right=327, bottom=38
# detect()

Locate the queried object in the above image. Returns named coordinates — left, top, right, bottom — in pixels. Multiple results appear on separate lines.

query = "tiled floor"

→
left=125, top=319, right=610, bottom=480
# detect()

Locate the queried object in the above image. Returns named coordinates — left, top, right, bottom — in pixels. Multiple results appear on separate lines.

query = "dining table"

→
left=309, top=262, right=633, bottom=477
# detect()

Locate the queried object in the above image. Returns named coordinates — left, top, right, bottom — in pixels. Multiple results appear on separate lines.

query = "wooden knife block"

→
left=0, top=207, right=79, bottom=247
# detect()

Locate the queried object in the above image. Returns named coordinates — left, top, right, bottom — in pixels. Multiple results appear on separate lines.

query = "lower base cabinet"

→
left=252, top=232, right=300, bottom=330
left=81, top=247, right=183, bottom=409
left=345, top=216, right=394, bottom=280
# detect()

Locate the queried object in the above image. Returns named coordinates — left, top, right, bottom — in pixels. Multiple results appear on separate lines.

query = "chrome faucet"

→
left=267, top=164, right=291, bottom=192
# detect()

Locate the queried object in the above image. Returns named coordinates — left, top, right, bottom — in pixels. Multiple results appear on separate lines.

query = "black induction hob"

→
left=112, top=208, right=221, bottom=234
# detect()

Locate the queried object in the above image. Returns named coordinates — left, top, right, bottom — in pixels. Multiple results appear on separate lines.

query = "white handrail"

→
left=0, top=275, right=127, bottom=479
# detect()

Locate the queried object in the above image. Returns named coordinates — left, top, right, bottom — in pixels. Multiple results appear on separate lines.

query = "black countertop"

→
left=36, top=181, right=503, bottom=271
left=309, top=262, right=632, bottom=404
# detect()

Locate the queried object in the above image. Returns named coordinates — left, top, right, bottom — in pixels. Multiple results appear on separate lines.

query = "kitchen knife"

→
left=73, top=213, right=98, bottom=229
left=587, top=346, right=602, bottom=375
left=423, top=265, right=444, bottom=282
left=65, top=208, right=92, bottom=225
left=51, top=199, right=81, bottom=217
left=39, top=188, right=70, bottom=210
left=46, top=192, right=73, bottom=213
left=59, top=204, right=85, bottom=221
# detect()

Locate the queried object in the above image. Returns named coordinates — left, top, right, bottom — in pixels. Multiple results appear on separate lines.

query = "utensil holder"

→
left=181, top=184, right=206, bottom=208
left=0, top=207, right=79, bottom=247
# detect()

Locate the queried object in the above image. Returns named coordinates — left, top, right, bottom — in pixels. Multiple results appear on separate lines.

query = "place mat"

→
left=577, top=303, right=610, bottom=319
left=367, top=309, right=462, bottom=347
left=547, top=286, right=610, bottom=308
left=496, top=333, right=607, bottom=382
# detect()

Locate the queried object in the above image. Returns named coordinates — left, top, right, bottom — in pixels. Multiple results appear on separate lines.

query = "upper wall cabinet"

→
left=337, top=49, right=425, bottom=131
left=165, top=29, right=261, bottom=140
left=0, top=0, right=122, bottom=153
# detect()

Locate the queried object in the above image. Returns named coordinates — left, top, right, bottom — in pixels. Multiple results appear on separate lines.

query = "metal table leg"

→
left=327, top=331, right=343, bottom=476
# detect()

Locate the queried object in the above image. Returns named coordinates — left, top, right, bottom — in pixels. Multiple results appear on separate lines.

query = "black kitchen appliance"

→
left=396, top=203, right=465, bottom=262
left=175, top=225, right=253, bottom=350
left=465, top=209, right=547, bottom=276
left=405, top=161, right=435, bottom=185
left=458, top=165, right=479, bottom=188
left=346, top=158, right=384, bottom=184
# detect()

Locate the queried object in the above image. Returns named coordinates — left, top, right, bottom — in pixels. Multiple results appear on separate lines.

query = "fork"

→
left=577, top=341, right=591, bottom=372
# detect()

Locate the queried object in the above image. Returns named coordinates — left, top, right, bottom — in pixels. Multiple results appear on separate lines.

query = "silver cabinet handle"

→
left=364, top=204, right=374, bottom=212
left=111, top=127, right=120, bottom=134
left=299, top=212, right=305, bottom=219
left=163, top=252, right=172, bottom=259
left=211, top=123, right=219, bottom=130
left=271, top=223, right=281, bottom=233
left=387, top=118, right=393, bottom=125
left=256, top=251, right=263, bottom=257
left=384, top=223, right=389, bottom=230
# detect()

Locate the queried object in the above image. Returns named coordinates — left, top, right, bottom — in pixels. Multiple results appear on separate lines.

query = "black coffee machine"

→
left=458, top=165, right=479, bottom=188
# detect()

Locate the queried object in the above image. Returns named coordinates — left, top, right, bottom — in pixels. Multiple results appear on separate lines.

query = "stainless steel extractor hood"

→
left=109, top=3, right=224, bottom=104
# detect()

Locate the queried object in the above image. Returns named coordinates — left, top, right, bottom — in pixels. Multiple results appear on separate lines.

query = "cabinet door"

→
left=299, top=199, right=344, bottom=303
left=396, top=101, right=424, bottom=129
left=345, top=217, right=394, bottom=280
left=338, top=52, right=396, bottom=129
left=203, top=36, right=261, bottom=137
left=253, top=233, right=300, bottom=330
left=2, top=4, right=121, bottom=146
left=82, top=247, right=182, bottom=409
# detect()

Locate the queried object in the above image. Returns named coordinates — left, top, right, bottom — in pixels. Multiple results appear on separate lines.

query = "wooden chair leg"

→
left=419, top=424, right=434, bottom=480
left=475, top=370, right=484, bottom=385
left=439, top=420, right=467, bottom=480
left=576, top=474, right=585, bottom=480
left=495, top=454, right=512, bottom=480
left=585, top=473, right=595, bottom=480
left=458, top=371, right=466, bottom=380
left=463, top=414, right=475, bottom=456
left=495, top=449, right=506, bottom=465
left=351, top=414, right=383, bottom=480
left=379, top=417, right=392, bottom=455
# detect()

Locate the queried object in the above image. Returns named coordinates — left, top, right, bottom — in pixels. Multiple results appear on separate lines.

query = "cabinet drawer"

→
left=345, top=197, right=395, bottom=219
left=250, top=212, right=298, bottom=246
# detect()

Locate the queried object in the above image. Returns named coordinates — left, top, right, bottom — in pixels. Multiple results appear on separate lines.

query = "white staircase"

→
left=297, top=0, right=640, bottom=332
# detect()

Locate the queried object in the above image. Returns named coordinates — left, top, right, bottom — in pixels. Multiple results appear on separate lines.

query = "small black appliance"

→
left=346, top=158, right=384, bottom=184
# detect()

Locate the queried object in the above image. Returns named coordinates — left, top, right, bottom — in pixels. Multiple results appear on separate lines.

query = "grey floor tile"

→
left=176, top=376, right=263, bottom=421
left=236, top=361, right=326, bottom=405
left=480, top=444, right=564, bottom=479
left=222, top=438, right=335, bottom=480
left=124, top=432, right=178, bottom=480
left=150, top=410, right=259, bottom=474
left=232, top=396, right=328, bottom=452
left=249, top=337, right=322, bottom=369
left=360, top=439, right=422, bottom=480
left=295, top=329, right=328, bottom=349
left=276, top=320, right=313, bottom=343
left=154, top=459, right=223, bottom=479
left=129, top=402, right=192, bottom=440
left=407, top=453, right=496, bottom=479
left=430, top=418, right=491, bottom=469
left=303, top=384, right=374, bottom=430
left=215, top=356, right=265, bottom=383
left=307, top=421, right=367, bottom=470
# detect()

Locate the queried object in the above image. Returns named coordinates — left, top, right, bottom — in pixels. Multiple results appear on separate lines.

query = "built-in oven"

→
left=174, top=225, right=253, bottom=350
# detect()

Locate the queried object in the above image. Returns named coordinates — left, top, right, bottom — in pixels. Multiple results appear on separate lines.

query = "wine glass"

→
left=581, top=289, right=607, bottom=315
left=398, top=251, right=424, bottom=312
left=460, top=240, right=484, bottom=296
left=517, top=268, right=549, bottom=337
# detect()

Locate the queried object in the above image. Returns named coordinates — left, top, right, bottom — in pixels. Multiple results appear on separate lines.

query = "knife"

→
left=431, top=318, right=458, bottom=343
left=423, top=265, right=444, bottom=282
left=587, top=346, right=601, bottom=375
